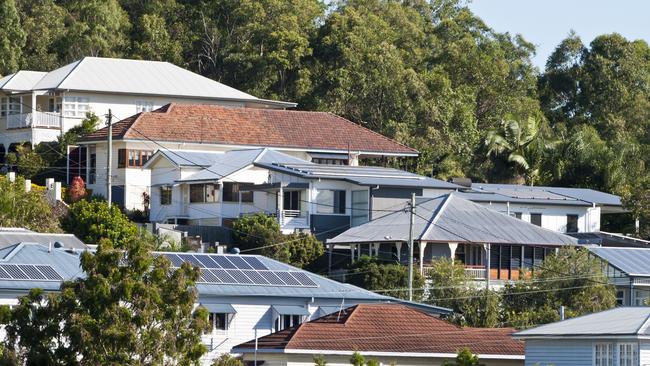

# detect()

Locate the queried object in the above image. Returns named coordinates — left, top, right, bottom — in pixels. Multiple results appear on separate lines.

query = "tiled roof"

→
left=234, top=303, right=524, bottom=356
left=79, top=104, right=418, bottom=156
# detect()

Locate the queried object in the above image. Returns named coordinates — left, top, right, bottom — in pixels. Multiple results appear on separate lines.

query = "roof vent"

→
left=53, top=241, right=64, bottom=248
left=230, top=247, right=241, bottom=255
left=448, top=177, right=472, bottom=188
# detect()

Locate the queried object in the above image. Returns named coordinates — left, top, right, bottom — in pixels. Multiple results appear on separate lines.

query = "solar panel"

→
left=34, top=265, right=63, bottom=280
left=290, top=272, right=318, bottom=287
left=200, top=269, right=220, bottom=283
left=211, top=269, right=237, bottom=283
left=242, top=257, right=268, bottom=270
left=212, top=256, right=237, bottom=269
left=164, top=254, right=184, bottom=267
left=195, top=255, right=220, bottom=269
left=242, top=270, right=270, bottom=285
left=275, top=271, right=301, bottom=286
left=20, top=265, right=46, bottom=280
left=228, top=269, right=254, bottom=284
left=228, top=256, right=253, bottom=269
left=0, top=266, right=11, bottom=279
left=2, top=264, right=28, bottom=279
left=259, top=271, right=286, bottom=285
left=177, top=254, right=203, bottom=267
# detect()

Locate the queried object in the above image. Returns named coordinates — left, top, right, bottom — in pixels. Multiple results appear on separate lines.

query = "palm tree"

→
left=485, top=116, right=556, bottom=185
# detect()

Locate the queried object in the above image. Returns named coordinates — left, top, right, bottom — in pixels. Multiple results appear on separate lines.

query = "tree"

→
left=212, top=353, right=245, bottom=366
left=232, top=213, right=323, bottom=268
left=442, top=348, right=479, bottom=366
left=347, top=256, right=425, bottom=301
left=67, top=176, right=87, bottom=203
left=132, top=13, right=184, bottom=64
left=350, top=352, right=365, bottom=366
left=2, top=234, right=209, bottom=364
left=502, top=246, right=615, bottom=328
left=485, top=116, right=556, bottom=185
left=61, top=199, right=138, bottom=245
left=16, top=0, right=67, bottom=71
left=313, top=354, right=327, bottom=366
left=426, top=258, right=500, bottom=327
left=0, top=175, right=61, bottom=232
left=5, top=143, right=46, bottom=179
left=0, top=0, right=25, bottom=74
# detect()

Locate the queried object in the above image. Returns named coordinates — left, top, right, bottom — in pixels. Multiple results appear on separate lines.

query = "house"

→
left=0, top=227, right=87, bottom=250
left=456, top=183, right=625, bottom=234
left=144, top=147, right=460, bottom=242
left=233, top=303, right=525, bottom=366
left=588, top=246, right=650, bottom=306
left=327, top=193, right=578, bottom=281
left=515, top=307, right=650, bottom=366
left=74, top=103, right=419, bottom=210
left=0, top=242, right=449, bottom=365
left=0, top=57, right=293, bottom=156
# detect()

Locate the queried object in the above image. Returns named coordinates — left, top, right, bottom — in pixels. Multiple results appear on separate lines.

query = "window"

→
left=48, top=97, right=62, bottom=113
left=89, top=152, right=96, bottom=184
left=117, top=149, right=153, bottom=168
left=282, top=191, right=301, bottom=211
left=189, top=184, right=218, bottom=203
left=566, top=214, right=579, bottom=233
left=593, top=343, right=613, bottom=366
left=316, top=190, right=346, bottom=214
left=222, top=182, right=253, bottom=202
left=63, top=96, right=89, bottom=117
left=205, top=313, right=228, bottom=333
left=312, top=158, right=348, bottom=165
left=275, top=314, right=302, bottom=331
left=135, top=100, right=154, bottom=113
left=634, top=289, right=650, bottom=306
left=510, top=212, right=522, bottom=220
left=160, top=186, right=172, bottom=205
left=618, top=343, right=638, bottom=366
left=530, top=213, right=542, bottom=227
left=616, top=289, right=625, bottom=306
left=0, top=97, right=20, bottom=116
left=351, top=190, right=369, bottom=227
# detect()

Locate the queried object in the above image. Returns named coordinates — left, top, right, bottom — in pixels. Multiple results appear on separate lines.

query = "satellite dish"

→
left=230, top=247, right=241, bottom=255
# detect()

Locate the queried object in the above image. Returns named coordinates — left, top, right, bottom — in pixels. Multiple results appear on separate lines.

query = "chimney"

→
left=7, top=172, right=15, bottom=182
left=24, top=179, right=31, bottom=192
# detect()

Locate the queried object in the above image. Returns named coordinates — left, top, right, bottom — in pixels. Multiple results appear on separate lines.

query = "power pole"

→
left=106, top=109, right=113, bottom=207
left=407, top=193, right=416, bottom=301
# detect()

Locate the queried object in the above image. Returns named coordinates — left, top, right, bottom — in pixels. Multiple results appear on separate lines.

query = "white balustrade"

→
left=5, top=112, right=61, bottom=129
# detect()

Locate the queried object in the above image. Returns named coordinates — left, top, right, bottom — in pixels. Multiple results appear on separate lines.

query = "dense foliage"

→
left=347, top=256, right=425, bottom=300
left=1, top=235, right=208, bottom=364
left=426, top=247, right=616, bottom=328
left=61, top=199, right=138, bottom=244
left=232, top=213, right=324, bottom=268
left=0, top=176, right=61, bottom=232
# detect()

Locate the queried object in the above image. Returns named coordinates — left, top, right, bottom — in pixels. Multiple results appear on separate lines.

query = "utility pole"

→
left=407, top=193, right=416, bottom=301
left=106, top=109, right=113, bottom=207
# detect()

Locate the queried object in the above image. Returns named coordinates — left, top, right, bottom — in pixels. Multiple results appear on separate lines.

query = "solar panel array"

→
left=0, top=264, right=63, bottom=281
left=158, top=253, right=318, bottom=288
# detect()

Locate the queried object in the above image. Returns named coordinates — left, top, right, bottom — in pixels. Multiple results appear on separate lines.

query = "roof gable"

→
left=0, top=71, right=48, bottom=91
left=589, top=246, right=650, bottom=276
left=80, top=104, right=418, bottom=156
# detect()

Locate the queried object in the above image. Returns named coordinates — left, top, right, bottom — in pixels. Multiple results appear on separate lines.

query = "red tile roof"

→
left=234, top=303, right=524, bottom=356
left=80, top=104, right=417, bottom=155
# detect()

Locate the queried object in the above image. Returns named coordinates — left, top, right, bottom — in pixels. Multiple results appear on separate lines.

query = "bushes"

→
left=347, top=256, right=425, bottom=301
left=0, top=176, right=61, bottom=232
left=61, top=199, right=138, bottom=245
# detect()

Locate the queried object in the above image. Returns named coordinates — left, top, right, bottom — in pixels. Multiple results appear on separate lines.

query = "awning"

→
left=201, top=303, right=237, bottom=314
left=272, top=305, right=310, bottom=316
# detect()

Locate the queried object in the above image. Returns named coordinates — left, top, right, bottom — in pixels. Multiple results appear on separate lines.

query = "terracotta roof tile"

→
left=79, top=104, right=417, bottom=155
left=236, top=304, right=523, bottom=356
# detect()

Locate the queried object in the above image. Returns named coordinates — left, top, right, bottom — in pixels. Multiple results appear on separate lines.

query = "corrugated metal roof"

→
left=515, top=307, right=650, bottom=337
left=0, top=231, right=87, bottom=249
left=454, top=191, right=591, bottom=207
left=328, top=193, right=578, bottom=246
left=589, top=247, right=650, bottom=276
left=28, top=57, right=299, bottom=107
left=0, top=71, right=47, bottom=91
left=470, top=183, right=622, bottom=207
left=178, top=149, right=309, bottom=183
left=256, top=163, right=461, bottom=190
left=149, top=150, right=227, bottom=168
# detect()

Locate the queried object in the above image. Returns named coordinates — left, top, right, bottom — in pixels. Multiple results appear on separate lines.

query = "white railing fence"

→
left=279, top=209, right=309, bottom=227
left=5, top=112, right=61, bottom=129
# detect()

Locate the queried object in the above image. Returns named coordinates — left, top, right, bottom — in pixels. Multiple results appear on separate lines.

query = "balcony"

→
left=279, top=209, right=309, bottom=229
left=464, top=265, right=486, bottom=280
left=5, top=112, right=61, bottom=129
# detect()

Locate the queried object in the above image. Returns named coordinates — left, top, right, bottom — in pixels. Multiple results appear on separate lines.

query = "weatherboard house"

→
left=328, top=193, right=578, bottom=281
left=589, top=246, right=650, bottom=306
left=0, top=239, right=449, bottom=365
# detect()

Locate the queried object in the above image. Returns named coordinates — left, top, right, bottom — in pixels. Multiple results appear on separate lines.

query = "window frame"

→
left=135, top=100, right=154, bottom=113
left=566, top=214, right=579, bottom=233
left=593, top=342, right=614, bottom=366
left=204, top=312, right=229, bottom=334
left=63, top=96, right=90, bottom=117
left=618, top=343, right=638, bottom=366
left=117, top=149, right=153, bottom=168
left=316, top=189, right=346, bottom=214
left=0, top=97, right=21, bottom=117
left=189, top=183, right=218, bottom=204
left=222, top=182, right=253, bottom=203
left=530, top=213, right=542, bottom=227
left=160, top=186, right=172, bottom=205
left=275, top=314, right=303, bottom=331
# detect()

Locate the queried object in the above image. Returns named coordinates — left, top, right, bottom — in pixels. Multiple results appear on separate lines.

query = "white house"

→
left=0, top=57, right=293, bottom=155
left=0, top=240, right=449, bottom=365
left=74, top=103, right=419, bottom=210
left=515, top=307, right=649, bottom=366
left=589, top=246, right=650, bottom=306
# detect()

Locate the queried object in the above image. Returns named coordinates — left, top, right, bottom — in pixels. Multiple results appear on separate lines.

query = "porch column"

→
left=218, top=181, right=224, bottom=226
left=349, top=245, right=355, bottom=264
left=238, top=190, right=242, bottom=217
left=395, top=242, right=402, bottom=262
left=278, top=186, right=284, bottom=227
left=419, top=242, right=427, bottom=275
left=448, top=243, right=458, bottom=264
left=483, top=243, right=491, bottom=290
left=373, top=243, right=380, bottom=257
left=19, top=96, right=23, bottom=115
left=31, top=92, right=36, bottom=114
left=328, top=243, right=334, bottom=273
